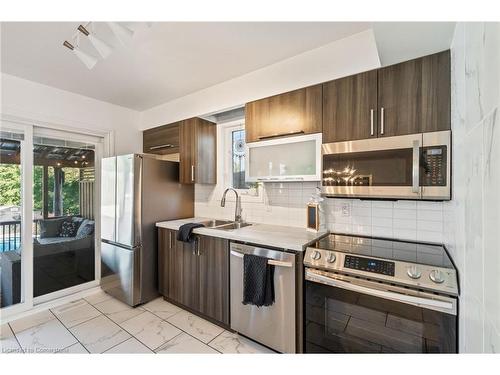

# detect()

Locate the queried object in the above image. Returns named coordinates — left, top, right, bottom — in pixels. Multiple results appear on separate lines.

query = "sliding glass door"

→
left=0, top=120, right=104, bottom=316
left=32, top=134, right=98, bottom=301
left=0, top=128, right=27, bottom=309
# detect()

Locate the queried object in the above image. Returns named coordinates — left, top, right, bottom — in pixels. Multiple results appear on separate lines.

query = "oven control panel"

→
left=344, top=255, right=395, bottom=276
left=303, top=247, right=458, bottom=296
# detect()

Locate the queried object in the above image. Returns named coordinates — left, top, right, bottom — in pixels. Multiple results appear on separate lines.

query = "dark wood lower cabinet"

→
left=158, top=228, right=229, bottom=326
left=198, top=235, right=229, bottom=325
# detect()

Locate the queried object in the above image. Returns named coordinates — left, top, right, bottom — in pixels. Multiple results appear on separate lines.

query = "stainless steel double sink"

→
left=199, top=219, right=252, bottom=231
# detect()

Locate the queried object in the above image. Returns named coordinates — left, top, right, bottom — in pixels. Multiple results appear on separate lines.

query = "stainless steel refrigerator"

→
left=100, top=154, right=194, bottom=306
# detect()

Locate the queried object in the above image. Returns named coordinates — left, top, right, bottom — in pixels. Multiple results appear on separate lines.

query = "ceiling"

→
left=1, top=22, right=371, bottom=111
left=0, top=22, right=455, bottom=111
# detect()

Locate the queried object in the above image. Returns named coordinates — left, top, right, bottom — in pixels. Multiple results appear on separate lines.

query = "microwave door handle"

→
left=412, top=139, right=420, bottom=194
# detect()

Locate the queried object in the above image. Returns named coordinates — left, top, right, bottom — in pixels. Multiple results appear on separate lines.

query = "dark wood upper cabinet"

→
left=145, top=117, right=216, bottom=184
left=378, top=50, right=451, bottom=137
left=143, top=122, right=181, bottom=155
left=158, top=228, right=229, bottom=326
left=322, top=70, right=378, bottom=143
left=420, top=50, right=451, bottom=133
left=180, top=117, right=217, bottom=185
left=322, top=50, right=450, bottom=142
left=245, top=85, right=322, bottom=143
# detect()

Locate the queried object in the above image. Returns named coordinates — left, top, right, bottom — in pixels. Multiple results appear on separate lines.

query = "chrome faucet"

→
left=221, top=188, right=242, bottom=223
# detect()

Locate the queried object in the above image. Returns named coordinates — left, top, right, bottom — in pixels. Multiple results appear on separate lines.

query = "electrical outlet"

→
left=341, top=203, right=351, bottom=217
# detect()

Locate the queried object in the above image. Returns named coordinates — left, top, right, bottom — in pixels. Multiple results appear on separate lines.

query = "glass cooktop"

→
left=310, top=233, right=455, bottom=269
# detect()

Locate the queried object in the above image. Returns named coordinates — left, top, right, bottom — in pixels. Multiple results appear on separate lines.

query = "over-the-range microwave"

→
left=321, top=130, right=451, bottom=200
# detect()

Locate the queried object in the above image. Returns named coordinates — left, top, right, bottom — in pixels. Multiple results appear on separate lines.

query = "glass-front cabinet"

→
left=246, top=133, right=322, bottom=182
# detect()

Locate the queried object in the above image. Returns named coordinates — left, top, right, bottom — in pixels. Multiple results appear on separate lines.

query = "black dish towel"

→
left=177, top=223, right=205, bottom=243
left=242, top=253, right=275, bottom=307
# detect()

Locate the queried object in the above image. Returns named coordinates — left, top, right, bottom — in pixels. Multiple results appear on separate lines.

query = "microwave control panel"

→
left=421, top=146, right=447, bottom=186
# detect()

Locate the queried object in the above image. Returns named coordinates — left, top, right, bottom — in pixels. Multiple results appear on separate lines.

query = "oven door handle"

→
left=412, top=139, right=421, bottom=194
left=305, top=269, right=456, bottom=314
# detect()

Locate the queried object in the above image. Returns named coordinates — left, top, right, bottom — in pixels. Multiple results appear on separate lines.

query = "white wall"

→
left=140, top=30, right=381, bottom=129
left=444, top=22, right=500, bottom=353
left=1, top=73, right=142, bottom=155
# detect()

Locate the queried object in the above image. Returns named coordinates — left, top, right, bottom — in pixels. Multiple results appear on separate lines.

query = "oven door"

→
left=304, top=268, right=457, bottom=353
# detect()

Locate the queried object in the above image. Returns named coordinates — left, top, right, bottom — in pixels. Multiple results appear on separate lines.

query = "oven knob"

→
left=312, top=250, right=322, bottom=260
left=407, top=265, right=422, bottom=279
left=429, top=269, right=445, bottom=284
left=326, top=253, right=336, bottom=263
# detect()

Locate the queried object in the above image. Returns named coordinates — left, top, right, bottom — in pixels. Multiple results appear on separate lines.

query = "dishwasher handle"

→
left=230, top=250, right=294, bottom=268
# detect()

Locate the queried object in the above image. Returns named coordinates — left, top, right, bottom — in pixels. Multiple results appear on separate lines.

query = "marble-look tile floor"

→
left=0, top=291, right=274, bottom=354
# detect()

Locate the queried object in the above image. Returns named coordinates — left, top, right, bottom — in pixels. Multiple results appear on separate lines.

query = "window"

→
left=230, top=128, right=251, bottom=189
left=223, top=122, right=260, bottom=198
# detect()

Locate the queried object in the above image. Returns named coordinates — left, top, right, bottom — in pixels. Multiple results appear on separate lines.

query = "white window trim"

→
left=221, top=119, right=263, bottom=203
left=0, top=115, right=109, bottom=321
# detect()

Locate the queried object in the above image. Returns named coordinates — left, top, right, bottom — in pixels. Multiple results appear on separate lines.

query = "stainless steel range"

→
left=303, top=234, right=459, bottom=353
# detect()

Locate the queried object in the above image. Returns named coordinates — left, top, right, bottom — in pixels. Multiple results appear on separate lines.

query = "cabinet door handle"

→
left=191, top=165, right=195, bottom=182
left=169, top=231, right=173, bottom=249
left=380, top=107, right=385, bottom=135
left=149, top=144, right=174, bottom=150
left=192, top=236, right=200, bottom=256
left=370, top=109, right=374, bottom=136
left=257, top=130, right=304, bottom=140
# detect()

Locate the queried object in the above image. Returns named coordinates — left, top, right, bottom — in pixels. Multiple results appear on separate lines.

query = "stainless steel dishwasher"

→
left=230, top=242, right=297, bottom=353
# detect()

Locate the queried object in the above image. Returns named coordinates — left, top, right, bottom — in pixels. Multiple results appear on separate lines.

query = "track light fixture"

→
left=63, top=22, right=138, bottom=69
left=63, top=40, right=98, bottom=69
left=77, top=24, right=113, bottom=59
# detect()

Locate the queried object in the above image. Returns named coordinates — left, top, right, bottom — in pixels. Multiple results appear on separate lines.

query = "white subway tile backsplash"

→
left=417, top=209, right=443, bottom=222
left=332, top=213, right=350, bottom=224
left=393, top=228, right=417, bottom=241
left=372, top=201, right=394, bottom=209
left=417, top=220, right=444, bottom=232
left=332, top=223, right=351, bottom=233
left=195, top=184, right=446, bottom=243
left=417, top=230, right=443, bottom=243
left=372, top=226, right=394, bottom=238
left=393, top=201, right=417, bottom=209
left=372, top=207, right=393, bottom=218
left=372, top=217, right=392, bottom=227
left=417, top=201, right=444, bottom=211
left=351, top=215, right=372, bottom=226
left=351, top=224, right=372, bottom=236
left=352, top=200, right=372, bottom=209
left=393, top=218, right=417, bottom=230
left=393, top=208, right=417, bottom=220
left=352, top=206, right=371, bottom=217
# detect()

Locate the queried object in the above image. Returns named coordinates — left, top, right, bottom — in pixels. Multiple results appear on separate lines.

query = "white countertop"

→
left=156, top=217, right=327, bottom=252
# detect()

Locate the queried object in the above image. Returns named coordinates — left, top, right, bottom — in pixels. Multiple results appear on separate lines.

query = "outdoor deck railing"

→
left=0, top=220, right=40, bottom=251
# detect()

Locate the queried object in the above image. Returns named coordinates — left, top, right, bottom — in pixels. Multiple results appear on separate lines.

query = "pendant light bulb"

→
left=63, top=40, right=98, bottom=69
left=78, top=24, right=113, bottom=59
